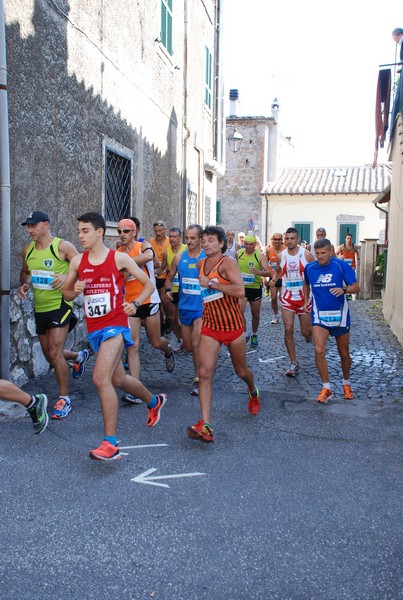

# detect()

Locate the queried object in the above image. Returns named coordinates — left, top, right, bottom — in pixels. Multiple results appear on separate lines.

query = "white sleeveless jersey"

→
left=279, top=246, right=309, bottom=302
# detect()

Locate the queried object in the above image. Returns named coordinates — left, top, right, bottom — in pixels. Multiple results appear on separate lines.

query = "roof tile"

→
left=262, top=165, right=391, bottom=195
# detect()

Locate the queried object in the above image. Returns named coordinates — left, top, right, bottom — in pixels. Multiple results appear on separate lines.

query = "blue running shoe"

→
left=73, top=349, right=90, bottom=380
left=250, top=334, right=258, bottom=348
left=51, top=397, right=72, bottom=419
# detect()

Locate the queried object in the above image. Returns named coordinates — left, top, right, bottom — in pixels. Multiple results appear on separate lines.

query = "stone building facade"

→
left=216, top=97, right=290, bottom=244
left=2, top=0, right=225, bottom=384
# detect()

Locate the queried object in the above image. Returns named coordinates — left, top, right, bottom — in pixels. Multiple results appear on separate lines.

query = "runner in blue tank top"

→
left=164, top=224, right=206, bottom=395
left=303, top=238, right=360, bottom=404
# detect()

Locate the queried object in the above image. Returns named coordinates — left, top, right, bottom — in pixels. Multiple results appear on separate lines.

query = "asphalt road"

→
left=1, top=299, right=402, bottom=600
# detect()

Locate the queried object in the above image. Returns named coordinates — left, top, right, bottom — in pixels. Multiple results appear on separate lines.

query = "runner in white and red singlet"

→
left=271, top=227, right=315, bottom=377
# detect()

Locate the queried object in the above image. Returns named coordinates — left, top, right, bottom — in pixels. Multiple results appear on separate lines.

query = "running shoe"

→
left=146, top=394, right=167, bottom=427
left=187, top=420, right=214, bottom=443
left=51, top=397, right=72, bottom=419
left=27, top=394, right=49, bottom=434
left=191, top=378, right=199, bottom=396
left=248, top=386, right=261, bottom=415
left=316, top=388, right=332, bottom=404
left=286, top=362, right=299, bottom=377
left=72, top=349, right=90, bottom=380
left=174, top=340, right=184, bottom=353
left=165, top=345, right=175, bottom=373
left=250, top=334, right=258, bottom=349
left=121, top=393, right=142, bottom=405
left=271, top=315, right=279, bottom=324
left=343, top=384, right=353, bottom=400
left=89, top=440, right=121, bottom=461
left=263, top=288, right=270, bottom=297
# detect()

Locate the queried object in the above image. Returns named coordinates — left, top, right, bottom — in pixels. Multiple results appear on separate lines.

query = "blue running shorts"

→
left=87, top=326, right=134, bottom=353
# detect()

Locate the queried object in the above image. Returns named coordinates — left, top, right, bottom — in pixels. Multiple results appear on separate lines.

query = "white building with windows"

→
left=261, top=165, right=391, bottom=247
left=3, top=0, right=225, bottom=379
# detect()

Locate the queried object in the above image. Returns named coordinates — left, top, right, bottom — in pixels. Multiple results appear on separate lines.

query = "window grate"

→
left=187, top=191, right=198, bottom=226
left=105, top=149, right=131, bottom=222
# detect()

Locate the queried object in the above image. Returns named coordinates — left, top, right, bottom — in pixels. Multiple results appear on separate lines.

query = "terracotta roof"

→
left=262, top=164, right=391, bottom=195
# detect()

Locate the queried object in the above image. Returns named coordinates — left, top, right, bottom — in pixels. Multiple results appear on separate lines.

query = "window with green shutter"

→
left=293, top=223, right=311, bottom=245
left=204, top=46, right=212, bottom=109
left=161, top=0, right=173, bottom=55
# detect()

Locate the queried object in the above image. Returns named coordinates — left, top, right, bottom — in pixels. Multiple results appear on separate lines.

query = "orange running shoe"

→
left=146, top=394, right=167, bottom=427
left=316, top=388, right=332, bottom=404
left=343, top=384, right=353, bottom=400
left=248, top=386, right=261, bottom=415
left=187, top=420, right=214, bottom=443
left=89, top=440, right=121, bottom=461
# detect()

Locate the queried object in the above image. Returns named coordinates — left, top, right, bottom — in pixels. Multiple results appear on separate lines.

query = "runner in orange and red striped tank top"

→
left=186, top=226, right=261, bottom=445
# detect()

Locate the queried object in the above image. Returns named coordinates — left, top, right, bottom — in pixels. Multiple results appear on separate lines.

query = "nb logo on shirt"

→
left=317, top=274, right=332, bottom=283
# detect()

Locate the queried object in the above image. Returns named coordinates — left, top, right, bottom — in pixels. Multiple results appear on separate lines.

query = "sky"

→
left=223, top=0, right=402, bottom=167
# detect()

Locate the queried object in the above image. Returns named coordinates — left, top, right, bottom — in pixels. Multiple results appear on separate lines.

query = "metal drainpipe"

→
left=0, top=0, right=11, bottom=379
left=181, top=0, right=190, bottom=233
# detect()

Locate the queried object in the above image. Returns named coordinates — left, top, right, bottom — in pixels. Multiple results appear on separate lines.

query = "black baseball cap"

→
left=21, top=211, right=50, bottom=226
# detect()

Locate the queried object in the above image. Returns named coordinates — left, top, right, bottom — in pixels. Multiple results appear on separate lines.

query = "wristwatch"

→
left=133, top=300, right=142, bottom=308
left=342, top=286, right=348, bottom=294
left=208, top=280, right=214, bottom=289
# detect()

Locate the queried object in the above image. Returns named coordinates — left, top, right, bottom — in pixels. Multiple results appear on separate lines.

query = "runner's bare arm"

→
left=58, top=239, right=80, bottom=262
left=304, top=250, right=315, bottom=263
left=198, top=256, right=244, bottom=298
left=164, top=253, right=180, bottom=301
left=62, top=255, right=83, bottom=300
left=115, top=252, right=155, bottom=307
left=250, top=251, right=272, bottom=277
left=303, top=281, right=312, bottom=312
left=132, top=241, right=154, bottom=267
left=158, top=249, right=168, bottom=276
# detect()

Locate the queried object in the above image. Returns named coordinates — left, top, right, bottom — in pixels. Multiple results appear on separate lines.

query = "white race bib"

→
left=201, top=287, right=224, bottom=303
left=31, top=269, right=55, bottom=290
left=182, top=277, right=201, bottom=295
left=242, top=273, right=255, bottom=285
left=85, top=292, right=111, bottom=318
left=319, top=310, right=342, bottom=327
left=284, top=276, right=303, bottom=290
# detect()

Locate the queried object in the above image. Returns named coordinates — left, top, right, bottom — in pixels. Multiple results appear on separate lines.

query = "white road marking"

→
left=119, top=444, right=168, bottom=450
left=131, top=468, right=207, bottom=488
left=258, top=355, right=287, bottom=363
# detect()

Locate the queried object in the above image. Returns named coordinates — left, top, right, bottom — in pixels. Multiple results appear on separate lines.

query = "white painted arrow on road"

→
left=131, top=468, right=207, bottom=488
left=258, top=355, right=286, bottom=363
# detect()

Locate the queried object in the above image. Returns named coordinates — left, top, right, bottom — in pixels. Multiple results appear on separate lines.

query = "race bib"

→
left=85, top=292, right=111, bottom=318
left=31, top=269, right=55, bottom=290
left=319, top=310, right=342, bottom=327
left=284, top=276, right=303, bottom=290
left=242, top=273, right=255, bottom=285
left=182, top=277, right=201, bottom=295
left=173, top=273, right=180, bottom=289
left=201, top=287, right=224, bottom=303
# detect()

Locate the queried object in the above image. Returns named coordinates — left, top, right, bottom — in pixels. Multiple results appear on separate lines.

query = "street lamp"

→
left=227, top=125, right=243, bottom=153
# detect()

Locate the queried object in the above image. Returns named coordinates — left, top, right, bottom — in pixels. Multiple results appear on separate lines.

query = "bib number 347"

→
left=85, top=292, right=111, bottom=318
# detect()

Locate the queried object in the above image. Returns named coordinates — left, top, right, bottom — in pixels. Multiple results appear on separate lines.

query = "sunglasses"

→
left=117, top=228, right=134, bottom=234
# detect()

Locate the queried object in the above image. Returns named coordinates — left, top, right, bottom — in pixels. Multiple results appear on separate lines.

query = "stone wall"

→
left=9, top=289, right=87, bottom=387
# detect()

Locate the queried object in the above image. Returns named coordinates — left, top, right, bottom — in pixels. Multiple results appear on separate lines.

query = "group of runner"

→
left=1, top=214, right=360, bottom=459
